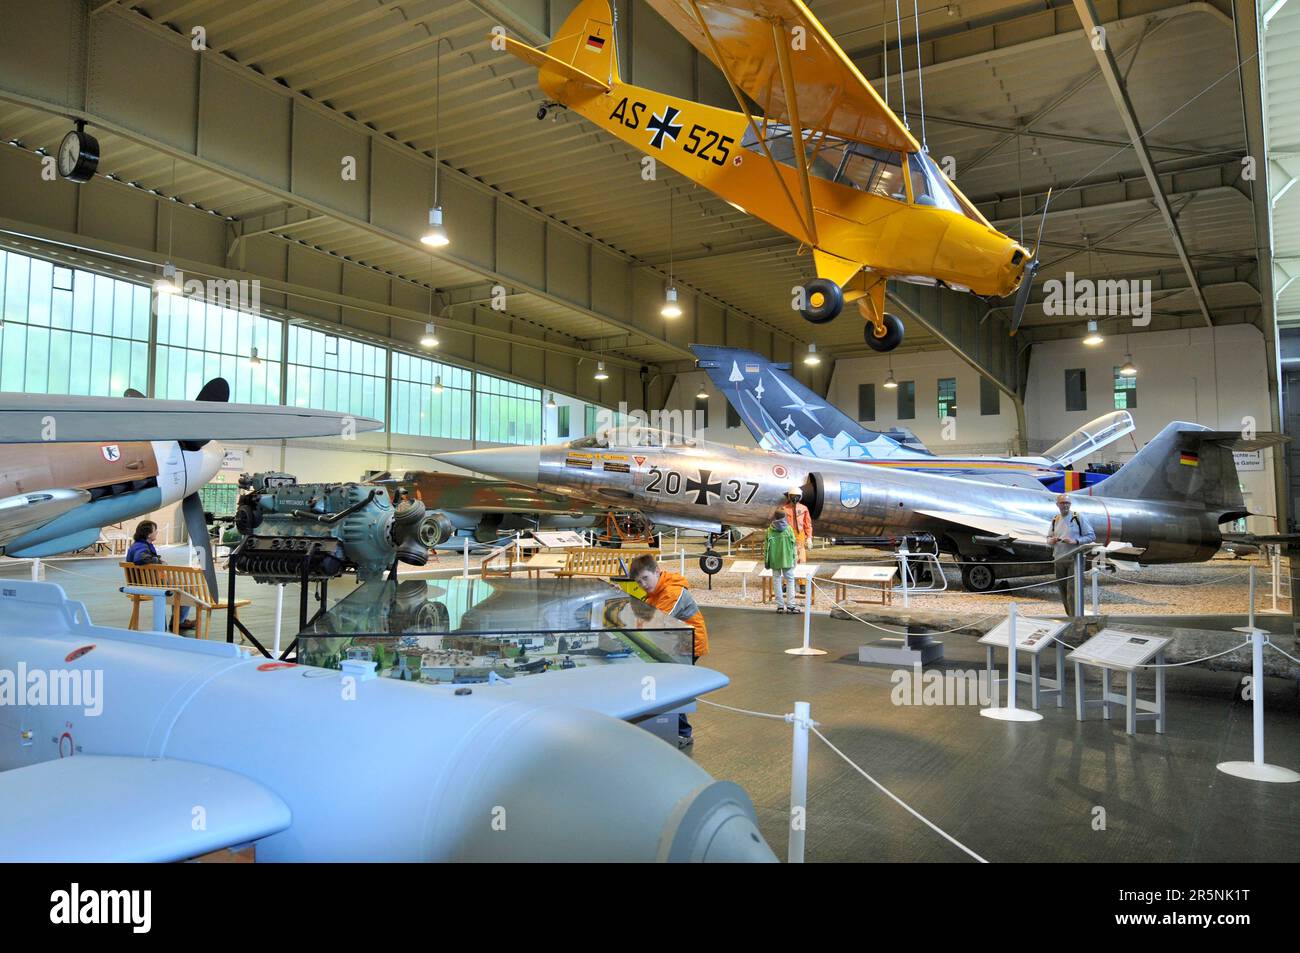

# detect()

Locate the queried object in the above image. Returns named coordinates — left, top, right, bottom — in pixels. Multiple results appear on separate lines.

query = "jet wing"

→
left=0, top=755, right=291, bottom=862
left=915, top=509, right=1052, bottom=546
left=0, top=392, right=381, bottom=443
left=644, top=0, right=919, bottom=152
left=493, top=661, right=729, bottom=720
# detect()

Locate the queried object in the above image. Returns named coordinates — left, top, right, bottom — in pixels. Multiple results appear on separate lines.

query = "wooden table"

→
left=830, top=565, right=898, bottom=605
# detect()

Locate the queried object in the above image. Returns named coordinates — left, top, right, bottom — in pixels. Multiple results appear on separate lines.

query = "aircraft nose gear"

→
left=859, top=302, right=905, bottom=352
left=798, top=278, right=844, bottom=324
left=699, top=550, right=724, bottom=575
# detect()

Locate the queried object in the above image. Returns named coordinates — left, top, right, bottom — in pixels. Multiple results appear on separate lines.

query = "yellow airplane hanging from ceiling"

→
left=497, top=0, right=1046, bottom=351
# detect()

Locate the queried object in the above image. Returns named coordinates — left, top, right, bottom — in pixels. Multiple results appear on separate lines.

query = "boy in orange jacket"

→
left=630, top=553, right=708, bottom=749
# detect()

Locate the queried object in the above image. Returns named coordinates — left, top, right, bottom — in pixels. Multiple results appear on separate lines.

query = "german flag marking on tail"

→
left=1179, top=451, right=1199, bottom=467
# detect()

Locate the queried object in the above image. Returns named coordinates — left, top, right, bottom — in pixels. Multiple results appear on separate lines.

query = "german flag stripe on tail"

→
left=1179, top=451, right=1199, bottom=467
left=585, top=34, right=605, bottom=52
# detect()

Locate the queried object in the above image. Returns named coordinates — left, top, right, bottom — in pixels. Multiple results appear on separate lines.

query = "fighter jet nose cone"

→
left=435, top=445, right=542, bottom=485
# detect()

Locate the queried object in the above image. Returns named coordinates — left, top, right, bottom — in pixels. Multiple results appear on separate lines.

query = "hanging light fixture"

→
left=661, top=285, right=682, bottom=318
left=803, top=343, right=821, bottom=366
left=248, top=346, right=261, bottom=367
left=1083, top=320, right=1103, bottom=346
left=155, top=158, right=181, bottom=296
left=594, top=361, right=609, bottom=381
left=696, top=383, right=709, bottom=400
left=154, top=260, right=180, bottom=296
left=420, top=206, right=449, bottom=247
left=421, top=38, right=451, bottom=248
left=546, top=392, right=557, bottom=409
left=421, top=322, right=439, bottom=348
left=432, top=375, right=444, bottom=394
left=1119, top=334, right=1137, bottom=376
left=883, top=370, right=897, bottom=389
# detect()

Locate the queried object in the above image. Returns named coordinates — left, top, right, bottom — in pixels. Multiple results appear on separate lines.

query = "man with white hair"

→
left=1047, top=492, right=1096, bottom=615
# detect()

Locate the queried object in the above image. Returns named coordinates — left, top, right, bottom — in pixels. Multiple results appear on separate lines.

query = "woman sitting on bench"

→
left=125, top=520, right=195, bottom=631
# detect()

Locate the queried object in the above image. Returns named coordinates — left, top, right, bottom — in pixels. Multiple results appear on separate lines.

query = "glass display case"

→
left=297, top=576, right=695, bottom=684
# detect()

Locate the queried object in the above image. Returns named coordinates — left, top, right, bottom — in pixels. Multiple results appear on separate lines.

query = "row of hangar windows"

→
left=0, top=247, right=605, bottom=446
left=853, top=369, right=1136, bottom=424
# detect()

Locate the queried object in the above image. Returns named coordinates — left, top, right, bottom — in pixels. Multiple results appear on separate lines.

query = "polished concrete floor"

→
left=9, top=555, right=1298, bottom=863
left=692, top=604, right=1300, bottom=863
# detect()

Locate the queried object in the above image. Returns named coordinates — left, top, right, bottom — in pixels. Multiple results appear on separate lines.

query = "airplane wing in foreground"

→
left=0, top=755, right=291, bottom=862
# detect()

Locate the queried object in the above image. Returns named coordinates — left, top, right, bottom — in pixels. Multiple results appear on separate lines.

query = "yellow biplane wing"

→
left=644, top=0, right=920, bottom=153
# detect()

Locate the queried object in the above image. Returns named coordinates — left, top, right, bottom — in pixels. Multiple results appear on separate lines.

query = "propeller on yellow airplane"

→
left=1009, top=188, right=1052, bottom=336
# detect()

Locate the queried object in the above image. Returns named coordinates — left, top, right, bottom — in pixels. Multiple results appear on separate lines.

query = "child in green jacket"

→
left=764, top=510, right=799, bottom=613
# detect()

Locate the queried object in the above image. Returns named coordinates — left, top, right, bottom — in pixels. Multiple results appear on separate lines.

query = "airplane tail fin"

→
left=1090, top=422, right=1287, bottom=520
left=499, top=0, right=619, bottom=93
left=690, top=344, right=929, bottom=459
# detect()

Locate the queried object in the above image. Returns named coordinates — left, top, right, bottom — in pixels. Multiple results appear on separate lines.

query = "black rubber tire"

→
left=865, top=312, right=905, bottom=351
left=699, top=551, right=724, bottom=575
left=799, top=278, right=844, bottom=324
left=960, top=562, right=997, bottom=593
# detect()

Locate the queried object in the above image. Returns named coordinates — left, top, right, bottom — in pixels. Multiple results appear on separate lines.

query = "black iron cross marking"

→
left=647, top=106, right=683, bottom=149
left=686, top=468, right=722, bottom=505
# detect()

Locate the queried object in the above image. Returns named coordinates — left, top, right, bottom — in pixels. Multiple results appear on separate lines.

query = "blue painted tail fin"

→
left=691, top=345, right=930, bottom=459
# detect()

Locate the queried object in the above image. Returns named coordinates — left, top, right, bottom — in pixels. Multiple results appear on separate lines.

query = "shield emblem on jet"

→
left=840, top=481, right=861, bottom=509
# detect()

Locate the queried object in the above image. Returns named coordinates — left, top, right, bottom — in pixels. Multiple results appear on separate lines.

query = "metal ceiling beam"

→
left=1070, top=0, right=1215, bottom=327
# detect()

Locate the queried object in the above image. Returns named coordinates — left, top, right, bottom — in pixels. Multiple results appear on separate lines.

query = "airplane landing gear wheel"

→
left=699, top=550, right=724, bottom=575
left=799, top=278, right=844, bottom=324
left=864, top=312, right=905, bottom=352
left=960, top=561, right=997, bottom=593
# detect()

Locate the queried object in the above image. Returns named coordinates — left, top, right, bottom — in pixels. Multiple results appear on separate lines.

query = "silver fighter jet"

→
left=435, top=422, right=1286, bottom=593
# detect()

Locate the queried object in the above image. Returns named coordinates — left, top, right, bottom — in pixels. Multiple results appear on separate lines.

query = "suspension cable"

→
left=894, top=0, right=908, bottom=128
left=912, top=0, right=927, bottom=149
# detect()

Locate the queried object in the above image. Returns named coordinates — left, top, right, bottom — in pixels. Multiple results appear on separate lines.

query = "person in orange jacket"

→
left=629, top=553, right=708, bottom=749
left=782, top=487, right=814, bottom=563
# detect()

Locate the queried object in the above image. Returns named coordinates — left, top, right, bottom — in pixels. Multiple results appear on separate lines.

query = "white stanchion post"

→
left=30, top=558, right=41, bottom=582
left=1217, top=628, right=1300, bottom=783
left=462, top=537, right=469, bottom=579
left=788, top=700, right=811, bottom=863
left=726, top=534, right=732, bottom=556
left=272, top=583, right=285, bottom=656
left=1090, top=556, right=1100, bottom=616
left=1248, top=564, right=1256, bottom=630
left=898, top=539, right=910, bottom=609
left=980, top=601, right=1043, bottom=722
left=1270, top=546, right=1281, bottom=612
left=785, top=575, right=827, bottom=656
left=679, top=550, right=685, bottom=575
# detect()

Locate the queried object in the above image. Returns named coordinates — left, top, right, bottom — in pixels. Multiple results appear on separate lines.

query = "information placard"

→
left=979, top=615, right=1067, bottom=654
left=1068, top=629, right=1171, bottom=670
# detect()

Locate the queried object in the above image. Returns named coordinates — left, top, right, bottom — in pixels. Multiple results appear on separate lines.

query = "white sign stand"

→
left=979, top=613, right=1069, bottom=710
left=729, top=559, right=758, bottom=598
left=1069, top=630, right=1170, bottom=734
left=980, top=603, right=1044, bottom=722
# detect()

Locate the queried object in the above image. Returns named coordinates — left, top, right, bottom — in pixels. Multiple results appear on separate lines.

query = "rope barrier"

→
left=1131, top=640, right=1252, bottom=669
left=1265, top=641, right=1300, bottom=665
left=698, top=698, right=790, bottom=722
left=809, top=725, right=988, bottom=864
left=812, top=580, right=1005, bottom=635
left=697, top=696, right=987, bottom=863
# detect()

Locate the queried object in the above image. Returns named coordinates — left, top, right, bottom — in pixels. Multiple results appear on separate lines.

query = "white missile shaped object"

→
left=0, top=582, right=777, bottom=862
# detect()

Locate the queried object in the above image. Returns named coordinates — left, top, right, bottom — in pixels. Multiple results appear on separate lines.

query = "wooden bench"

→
left=120, top=562, right=251, bottom=640
left=555, top=548, right=660, bottom=579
